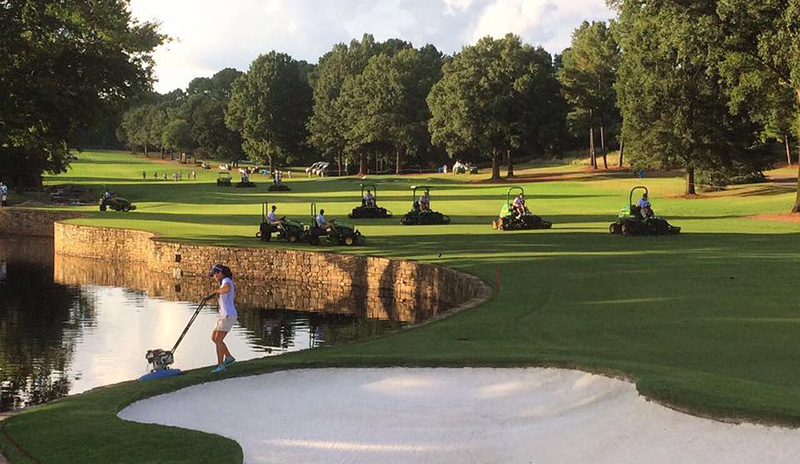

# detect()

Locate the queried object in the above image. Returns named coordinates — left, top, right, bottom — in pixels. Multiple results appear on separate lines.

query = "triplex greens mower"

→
left=492, top=186, right=552, bottom=230
left=140, top=294, right=215, bottom=381
left=348, top=183, right=392, bottom=219
left=256, top=202, right=305, bottom=243
left=400, top=185, right=450, bottom=225
left=307, top=202, right=364, bottom=246
left=609, top=186, right=681, bottom=236
left=99, top=194, right=136, bottom=212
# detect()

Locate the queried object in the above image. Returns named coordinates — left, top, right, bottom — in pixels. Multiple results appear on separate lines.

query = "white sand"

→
left=119, top=368, right=800, bottom=464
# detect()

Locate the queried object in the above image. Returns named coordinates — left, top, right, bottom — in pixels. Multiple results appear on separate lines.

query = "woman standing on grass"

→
left=208, top=264, right=237, bottom=373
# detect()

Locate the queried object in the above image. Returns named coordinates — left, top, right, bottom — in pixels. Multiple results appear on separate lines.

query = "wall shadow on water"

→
left=0, top=237, right=91, bottom=411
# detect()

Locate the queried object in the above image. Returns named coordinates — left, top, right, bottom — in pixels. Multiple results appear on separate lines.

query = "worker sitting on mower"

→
left=363, top=189, right=376, bottom=208
left=419, top=191, right=431, bottom=212
left=316, top=208, right=338, bottom=234
left=637, top=193, right=654, bottom=219
left=267, top=205, right=284, bottom=228
left=103, top=189, right=112, bottom=200
left=513, top=193, right=527, bottom=216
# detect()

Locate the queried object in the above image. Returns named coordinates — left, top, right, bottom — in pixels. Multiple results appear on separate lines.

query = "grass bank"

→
left=2, top=151, right=799, bottom=463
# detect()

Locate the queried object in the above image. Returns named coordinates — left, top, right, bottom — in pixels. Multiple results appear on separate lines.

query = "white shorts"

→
left=215, top=316, right=236, bottom=332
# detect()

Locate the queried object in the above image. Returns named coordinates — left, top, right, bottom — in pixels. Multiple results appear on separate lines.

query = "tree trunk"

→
left=267, top=155, right=273, bottom=174
left=619, top=139, right=624, bottom=168
left=794, top=89, right=800, bottom=212
left=396, top=148, right=401, bottom=175
left=144, top=145, right=149, bottom=157
left=506, top=149, right=515, bottom=178
left=375, top=154, right=379, bottom=173
left=491, top=149, right=501, bottom=181
left=589, top=126, right=597, bottom=169
left=600, top=125, right=608, bottom=169
left=685, top=167, right=696, bottom=196
left=358, top=152, right=367, bottom=176
left=786, top=134, right=792, bottom=166
left=337, top=155, right=342, bottom=177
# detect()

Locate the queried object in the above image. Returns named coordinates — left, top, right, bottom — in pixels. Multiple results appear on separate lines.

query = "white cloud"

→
left=129, top=0, right=615, bottom=93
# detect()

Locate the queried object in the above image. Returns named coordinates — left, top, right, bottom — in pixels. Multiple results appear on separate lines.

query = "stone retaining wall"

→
left=0, top=209, right=82, bottom=237
left=54, top=222, right=490, bottom=321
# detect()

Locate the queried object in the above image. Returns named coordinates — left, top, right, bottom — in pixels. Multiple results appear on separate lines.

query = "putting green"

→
left=1, top=150, right=798, bottom=463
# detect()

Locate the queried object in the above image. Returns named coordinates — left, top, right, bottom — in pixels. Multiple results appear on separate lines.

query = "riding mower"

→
left=99, top=194, right=136, bottom=212
left=492, top=186, right=552, bottom=230
left=236, top=177, right=256, bottom=188
left=255, top=202, right=305, bottom=243
left=400, top=186, right=450, bottom=225
left=348, top=183, right=392, bottom=219
left=217, top=172, right=232, bottom=187
left=609, top=186, right=681, bottom=236
left=307, top=202, right=364, bottom=246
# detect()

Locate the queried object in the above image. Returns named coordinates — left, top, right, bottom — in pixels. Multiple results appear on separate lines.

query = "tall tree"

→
left=713, top=0, right=800, bottom=212
left=428, top=34, right=557, bottom=180
left=307, top=35, right=411, bottom=175
left=341, top=46, right=443, bottom=174
left=613, top=0, right=766, bottom=195
left=558, top=21, right=621, bottom=170
left=226, top=52, right=313, bottom=172
left=0, top=0, right=165, bottom=187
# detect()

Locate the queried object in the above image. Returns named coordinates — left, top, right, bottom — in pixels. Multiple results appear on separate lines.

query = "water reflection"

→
left=0, top=238, right=404, bottom=412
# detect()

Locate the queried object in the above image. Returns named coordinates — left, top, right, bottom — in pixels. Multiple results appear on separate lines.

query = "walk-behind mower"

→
left=492, top=186, right=552, bottom=230
left=400, top=185, right=450, bottom=225
left=140, top=294, right=215, bottom=381
left=255, top=202, right=305, bottom=243
left=217, top=172, right=232, bottom=187
left=348, top=183, right=392, bottom=219
left=99, top=194, right=136, bottom=212
left=609, top=186, right=681, bottom=236
left=307, top=202, right=364, bottom=246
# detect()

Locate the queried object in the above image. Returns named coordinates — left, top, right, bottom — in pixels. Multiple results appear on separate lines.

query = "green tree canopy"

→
left=0, top=0, right=165, bottom=187
left=226, top=52, right=313, bottom=171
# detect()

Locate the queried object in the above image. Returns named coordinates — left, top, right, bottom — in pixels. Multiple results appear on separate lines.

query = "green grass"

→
left=2, top=150, right=799, bottom=463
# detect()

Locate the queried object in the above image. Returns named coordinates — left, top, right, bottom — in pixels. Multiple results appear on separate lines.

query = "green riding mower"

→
left=348, top=184, right=392, bottom=219
left=400, top=186, right=450, bottom=225
left=99, top=194, right=136, bottom=212
left=307, top=202, right=364, bottom=246
left=609, top=186, right=681, bottom=236
left=217, top=172, right=232, bottom=187
left=255, top=203, right=305, bottom=243
left=268, top=184, right=291, bottom=192
left=492, top=187, right=552, bottom=230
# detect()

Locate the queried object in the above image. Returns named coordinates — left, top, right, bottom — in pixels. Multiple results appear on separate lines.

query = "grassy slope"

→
left=2, top=151, right=799, bottom=463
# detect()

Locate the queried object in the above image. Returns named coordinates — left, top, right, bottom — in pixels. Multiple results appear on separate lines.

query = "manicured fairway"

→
left=2, top=150, right=799, bottom=463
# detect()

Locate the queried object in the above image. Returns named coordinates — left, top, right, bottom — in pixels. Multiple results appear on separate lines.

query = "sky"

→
left=129, top=0, right=616, bottom=94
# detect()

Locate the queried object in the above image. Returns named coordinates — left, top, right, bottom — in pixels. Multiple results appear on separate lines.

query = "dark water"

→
left=0, top=237, right=406, bottom=412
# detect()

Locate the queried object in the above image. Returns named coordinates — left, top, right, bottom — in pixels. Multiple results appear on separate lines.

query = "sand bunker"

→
left=119, top=368, right=800, bottom=463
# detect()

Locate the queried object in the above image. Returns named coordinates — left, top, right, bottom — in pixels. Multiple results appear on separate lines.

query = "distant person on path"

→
left=153, top=171, right=158, bottom=179
left=208, top=264, right=237, bottom=373
left=192, top=170, right=197, bottom=180
left=142, top=170, right=146, bottom=180
left=0, top=182, right=8, bottom=207
left=163, top=173, right=167, bottom=181
left=637, top=193, right=653, bottom=219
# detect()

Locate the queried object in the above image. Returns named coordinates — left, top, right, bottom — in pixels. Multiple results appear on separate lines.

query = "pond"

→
left=0, top=237, right=410, bottom=412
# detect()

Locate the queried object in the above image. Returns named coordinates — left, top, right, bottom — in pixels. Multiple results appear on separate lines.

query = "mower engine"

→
left=145, top=349, right=174, bottom=372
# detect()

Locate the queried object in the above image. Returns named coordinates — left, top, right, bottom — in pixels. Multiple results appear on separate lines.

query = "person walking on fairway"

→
left=208, top=264, right=237, bottom=372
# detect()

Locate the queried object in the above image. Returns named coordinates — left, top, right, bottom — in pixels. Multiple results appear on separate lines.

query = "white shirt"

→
left=316, top=214, right=325, bottom=227
left=267, top=210, right=277, bottom=223
left=218, top=277, right=237, bottom=318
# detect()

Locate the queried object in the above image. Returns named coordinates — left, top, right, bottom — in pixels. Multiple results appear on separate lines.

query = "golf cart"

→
left=99, top=193, right=136, bottom=212
left=256, top=202, right=305, bottom=243
left=609, top=186, right=681, bottom=236
left=307, top=202, right=364, bottom=246
left=492, top=187, right=552, bottom=230
left=348, top=184, right=392, bottom=219
left=217, top=172, right=232, bottom=187
left=400, top=186, right=450, bottom=225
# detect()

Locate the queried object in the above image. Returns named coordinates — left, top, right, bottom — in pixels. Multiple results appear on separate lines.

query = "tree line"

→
left=3, top=1, right=799, bottom=212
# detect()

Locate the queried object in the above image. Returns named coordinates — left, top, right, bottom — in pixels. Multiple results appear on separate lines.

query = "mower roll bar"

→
left=629, top=186, right=648, bottom=207
left=410, top=185, right=431, bottom=203
left=360, top=183, right=379, bottom=200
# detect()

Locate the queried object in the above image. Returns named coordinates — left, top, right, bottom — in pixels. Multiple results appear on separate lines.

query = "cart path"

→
left=119, top=368, right=800, bottom=464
